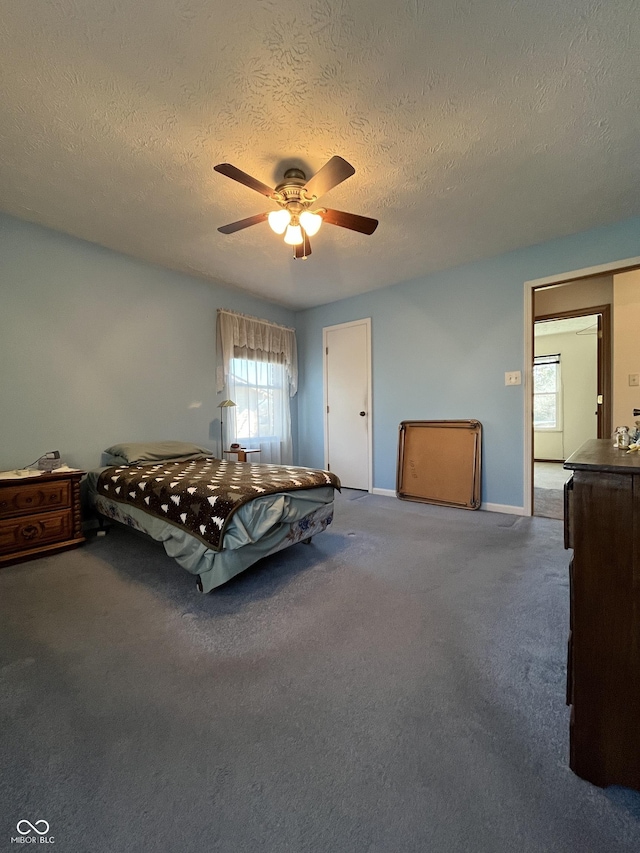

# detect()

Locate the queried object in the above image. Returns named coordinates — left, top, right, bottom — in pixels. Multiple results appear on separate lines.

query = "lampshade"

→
left=218, top=399, right=236, bottom=408
left=284, top=224, right=303, bottom=246
left=299, top=210, right=322, bottom=236
left=268, top=209, right=291, bottom=234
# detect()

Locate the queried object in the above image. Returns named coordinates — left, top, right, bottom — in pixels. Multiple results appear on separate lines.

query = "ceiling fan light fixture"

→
left=215, top=157, right=379, bottom=256
left=267, top=209, right=291, bottom=234
left=284, top=223, right=304, bottom=246
left=299, top=210, right=322, bottom=236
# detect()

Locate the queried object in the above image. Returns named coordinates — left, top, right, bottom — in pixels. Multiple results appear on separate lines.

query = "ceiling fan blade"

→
left=218, top=212, right=268, bottom=234
left=294, top=231, right=312, bottom=259
left=321, top=208, right=379, bottom=235
left=303, top=156, right=355, bottom=200
left=214, top=163, right=277, bottom=199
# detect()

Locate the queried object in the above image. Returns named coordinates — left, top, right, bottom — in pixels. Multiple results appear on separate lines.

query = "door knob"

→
left=359, top=411, right=366, bottom=417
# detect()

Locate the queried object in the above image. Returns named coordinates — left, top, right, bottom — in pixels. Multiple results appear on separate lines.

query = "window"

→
left=216, top=309, right=297, bottom=464
left=229, top=357, right=288, bottom=447
left=533, top=354, right=561, bottom=430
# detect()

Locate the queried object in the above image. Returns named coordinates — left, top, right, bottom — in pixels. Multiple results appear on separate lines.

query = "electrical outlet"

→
left=629, top=374, right=639, bottom=387
left=505, top=371, right=521, bottom=386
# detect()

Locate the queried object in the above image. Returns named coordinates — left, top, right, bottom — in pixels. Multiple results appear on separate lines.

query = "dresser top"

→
left=0, top=468, right=84, bottom=483
left=564, top=439, right=640, bottom=474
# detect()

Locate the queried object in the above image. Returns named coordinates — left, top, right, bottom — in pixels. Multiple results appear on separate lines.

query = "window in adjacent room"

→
left=533, top=353, right=562, bottom=430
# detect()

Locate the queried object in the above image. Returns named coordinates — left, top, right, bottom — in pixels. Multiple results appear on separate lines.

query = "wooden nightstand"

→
left=0, top=470, right=85, bottom=567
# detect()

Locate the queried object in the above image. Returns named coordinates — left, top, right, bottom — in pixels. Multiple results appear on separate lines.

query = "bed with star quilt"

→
left=85, top=446, right=340, bottom=593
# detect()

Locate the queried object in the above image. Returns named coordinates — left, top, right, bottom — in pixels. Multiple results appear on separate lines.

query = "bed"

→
left=85, top=441, right=341, bottom=592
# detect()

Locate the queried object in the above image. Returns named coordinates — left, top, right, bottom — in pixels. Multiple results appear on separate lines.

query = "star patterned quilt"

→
left=96, top=458, right=340, bottom=551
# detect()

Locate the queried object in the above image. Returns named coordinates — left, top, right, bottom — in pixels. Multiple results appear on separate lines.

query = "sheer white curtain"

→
left=216, top=310, right=297, bottom=464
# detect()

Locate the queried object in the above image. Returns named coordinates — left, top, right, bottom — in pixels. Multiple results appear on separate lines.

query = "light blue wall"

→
left=0, top=214, right=296, bottom=472
left=4, top=210, right=640, bottom=506
left=295, top=216, right=640, bottom=508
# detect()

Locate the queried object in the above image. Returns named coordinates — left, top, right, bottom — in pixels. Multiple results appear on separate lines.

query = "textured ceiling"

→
left=535, top=315, right=599, bottom=336
left=1, top=0, right=639, bottom=309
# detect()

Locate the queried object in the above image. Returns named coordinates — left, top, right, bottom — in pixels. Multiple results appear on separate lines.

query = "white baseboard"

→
left=482, top=502, right=527, bottom=516
left=370, top=489, right=527, bottom=516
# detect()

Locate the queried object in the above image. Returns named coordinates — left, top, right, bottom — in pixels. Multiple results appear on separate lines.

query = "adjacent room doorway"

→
left=323, top=318, right=372, bottom=491
left=532, top=309, right=608, bottom=518
left=524, top=257, right=640, bottom=517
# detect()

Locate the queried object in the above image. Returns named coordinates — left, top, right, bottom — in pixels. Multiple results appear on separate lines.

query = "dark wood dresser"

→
left=0, top=470, right=85, bottom=567
left=564, top=439, right=640, bottom=791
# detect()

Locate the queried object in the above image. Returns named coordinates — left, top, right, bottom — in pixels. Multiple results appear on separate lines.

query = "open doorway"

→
left=532, top=310, right=607, bottom=518
left=524, top=258, right=640, bottom=518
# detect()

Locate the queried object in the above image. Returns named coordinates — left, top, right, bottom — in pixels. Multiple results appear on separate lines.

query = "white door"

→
left=324, top=319, right=371, bottom=490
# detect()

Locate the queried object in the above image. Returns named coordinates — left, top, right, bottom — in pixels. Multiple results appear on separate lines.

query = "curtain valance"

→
left=216, top=309, right=298, bottom=397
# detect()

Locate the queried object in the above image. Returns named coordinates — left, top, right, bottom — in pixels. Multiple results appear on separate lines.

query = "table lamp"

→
left=218, top=399, right=236, bottom=456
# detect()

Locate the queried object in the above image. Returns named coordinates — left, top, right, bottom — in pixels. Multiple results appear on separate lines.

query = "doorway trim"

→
left=523, top=255, right=640, bottom=516
left=323, top=317, right=373, bottom=492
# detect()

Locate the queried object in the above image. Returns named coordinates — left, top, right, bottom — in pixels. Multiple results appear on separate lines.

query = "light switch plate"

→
left=629, top=374, right=639, bottom=387
left=505, top=371, right=522, bottom=386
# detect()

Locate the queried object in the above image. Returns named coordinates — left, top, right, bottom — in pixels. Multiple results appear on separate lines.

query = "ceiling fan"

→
left=214, top=156, right=378, bottom=259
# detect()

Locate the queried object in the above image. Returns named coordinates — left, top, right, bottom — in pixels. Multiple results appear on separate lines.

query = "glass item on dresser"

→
left=613, top=426, right=630, bottom=448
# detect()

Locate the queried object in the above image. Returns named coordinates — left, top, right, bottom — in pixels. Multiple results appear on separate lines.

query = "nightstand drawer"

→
left=0, top=509, right=73, bottom=555
left=0, top=480, right=71, bottom=518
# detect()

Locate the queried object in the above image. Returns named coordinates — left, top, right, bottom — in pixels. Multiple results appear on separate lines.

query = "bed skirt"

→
left=91, top=492, right=334, bottom=592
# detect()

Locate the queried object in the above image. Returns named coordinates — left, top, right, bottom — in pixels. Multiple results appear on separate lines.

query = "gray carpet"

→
left=534, top=487, right=564, bottom=520
left=1, top=493, right=639, bottom=852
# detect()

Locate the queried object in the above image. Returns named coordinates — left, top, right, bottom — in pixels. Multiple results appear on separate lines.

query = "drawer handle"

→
left=21, top=524, right=41, bottom=541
